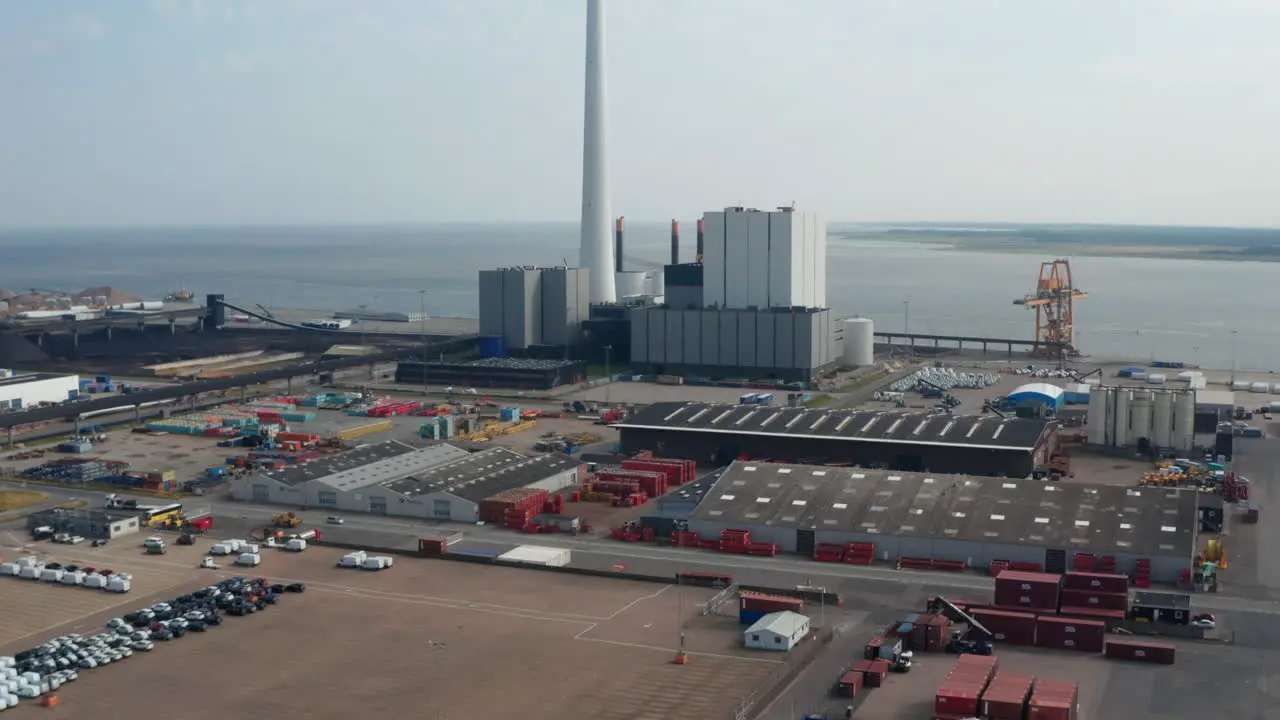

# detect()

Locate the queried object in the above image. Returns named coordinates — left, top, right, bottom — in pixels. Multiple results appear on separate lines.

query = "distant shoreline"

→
left=834, top=233, right=1280, bottom=263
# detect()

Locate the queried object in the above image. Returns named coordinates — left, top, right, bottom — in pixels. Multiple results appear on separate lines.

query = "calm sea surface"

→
left=0, top=224, right=1273, bottom=371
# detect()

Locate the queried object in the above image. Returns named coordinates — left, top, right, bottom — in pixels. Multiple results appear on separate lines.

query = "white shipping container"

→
left=1147, top=374, right=1166, bottom=385
left=499, top=545, right=572, bottom=567
left=1251, top=383, right=1270, bottom=393
left=1233, top=380, right=1249, bottom=391
left=339, top=551, right=367, bottom=567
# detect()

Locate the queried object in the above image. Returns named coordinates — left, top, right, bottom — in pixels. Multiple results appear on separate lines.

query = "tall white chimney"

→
left=580, top=0, right=616, bottom=304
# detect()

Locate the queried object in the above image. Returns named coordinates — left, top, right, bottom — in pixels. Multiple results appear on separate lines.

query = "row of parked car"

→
left=0, top=575, right=304, bottom=708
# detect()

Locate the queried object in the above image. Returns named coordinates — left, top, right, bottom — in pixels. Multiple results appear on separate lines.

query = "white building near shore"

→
left=0, top=372, right=80, bottom=409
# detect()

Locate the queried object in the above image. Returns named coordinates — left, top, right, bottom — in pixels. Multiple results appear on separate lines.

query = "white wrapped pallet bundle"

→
left=499, top=545, right=572, bottom=567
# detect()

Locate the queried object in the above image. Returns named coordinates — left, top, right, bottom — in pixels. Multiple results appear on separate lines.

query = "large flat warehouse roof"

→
left=382, top=447, right=578, bottom=502
left=616, top=402, right=1050, bottom=451
left=692, top=461, right=1197, bottom=558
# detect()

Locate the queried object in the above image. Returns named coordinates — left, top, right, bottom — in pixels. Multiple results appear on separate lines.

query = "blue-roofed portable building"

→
left=1007, top=383, right=1065, bottom=411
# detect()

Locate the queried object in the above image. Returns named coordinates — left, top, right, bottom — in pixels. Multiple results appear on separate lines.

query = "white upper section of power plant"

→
left=579, top=0, right=615, bottom=305
left=701, top=206, right=827, bottom=310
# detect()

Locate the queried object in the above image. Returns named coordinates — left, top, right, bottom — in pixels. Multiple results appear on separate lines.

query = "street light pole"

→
left=420, top=290, right=428, bottom=397
left=1231, top=330, right=1239, bottom=383
left=604, top=345, right=612, bottom=406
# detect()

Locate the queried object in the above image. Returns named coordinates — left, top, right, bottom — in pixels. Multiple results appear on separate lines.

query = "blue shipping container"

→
left=478, top=336, right=506, bottom=358
left=740, top=609, right=768, bottom=626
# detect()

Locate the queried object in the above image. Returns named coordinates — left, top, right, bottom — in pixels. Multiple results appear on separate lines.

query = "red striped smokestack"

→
left=696, top=217, right=705, bottom=259
left=614, top=216, right=625, bottom=273
left=670, top=220, right=680, bottom=265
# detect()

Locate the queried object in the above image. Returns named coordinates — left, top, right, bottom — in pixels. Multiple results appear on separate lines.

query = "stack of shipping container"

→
left=979, top=672, right=1036, bottom=720
left=994, top=570, right=1062, bottom=614
left=934, top=654, right=998, bottom=720
left=1027, top=679, right=1080, bottom=720
left=1059, top=571, right=1129, bottom=621
left=971, top=608, right=1036, bottom=645
left=1034, top=616, right=1106, bottom=653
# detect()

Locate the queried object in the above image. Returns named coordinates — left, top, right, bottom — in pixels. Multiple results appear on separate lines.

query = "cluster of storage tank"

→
left=1086, top=386, right=1195, bottom=451
left=1231, top=379, right=1280, bottom=394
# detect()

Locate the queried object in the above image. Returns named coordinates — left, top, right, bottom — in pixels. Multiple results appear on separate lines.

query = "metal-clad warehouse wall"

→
left=628, top=307, right=837, bottom=382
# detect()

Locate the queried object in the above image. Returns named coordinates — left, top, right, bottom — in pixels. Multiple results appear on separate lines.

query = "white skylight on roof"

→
left=990, top=514, right=1005, bottom=521
left=1002, top=482, right=1017, bottom=489
left=1034, top=517, right=1049, bottom=524
left=792, top=500, right=807, bottom=506
left=1120, top=523, right=1132, bottom=530
left=756, top=497, right=771, bottom=503
left=720, top=494, right=736, bottom=501
left=1075, top=520, right=1090, bottom=527
left=812, top=470, right=827, bottom=476
left=952, top=511, right=966, bottom=518
left=777, top=468, right=792, bottom=474
left=852, top=473, right=866, bottom=479
left=887, top=475, right=902, bottom=481
left=833, top=502, right=848, bottom=510
left=743, top=466, right=757, bottom=472
left=1161, top=525, right=1176, bottom=532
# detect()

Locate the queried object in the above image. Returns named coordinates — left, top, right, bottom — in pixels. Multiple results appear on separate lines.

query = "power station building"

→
left=478, top=266, right=590, bottom=352
left=629, top=307, right=837, bottom=382
left=702, top=206, right=826, bottom=310
left=614, top=402, right=1058, bottom=476
left=660, top=461, right=1196, bottom=583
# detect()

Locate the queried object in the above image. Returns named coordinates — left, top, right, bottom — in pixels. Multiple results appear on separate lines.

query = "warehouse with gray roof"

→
left=614, top=402, right=1058, bottom=477
left=675, top=460, right=1197, bottom=583
left=230, top=439, right=581, bottom=523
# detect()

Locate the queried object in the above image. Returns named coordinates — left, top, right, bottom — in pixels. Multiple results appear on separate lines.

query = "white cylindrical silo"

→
left=1174, top=391, right=1196, bottom=451
left=842, top=318, right=875, bottom=367
left=1087, top=386, right=1109, bottom=445
left=615, top=271, right=646, bottom=298
left=1153, top=391, right=1174, bottom=448
left=1113, top=389, right=1131, bottom=447
left=1130, top=395, right=1152, bottom=443
left=645, top=270, right=664, bottom=297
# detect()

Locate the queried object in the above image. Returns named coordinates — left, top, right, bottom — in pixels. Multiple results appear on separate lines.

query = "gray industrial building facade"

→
left=479, top=266, right=590, bottom=351
left=668, top=462, right=1196, bottom=583
left=28, top=508, right=141, bottom=541
left=629, top=307, right=838, bottom=382
left=615, top=402, right=1057, bottom=476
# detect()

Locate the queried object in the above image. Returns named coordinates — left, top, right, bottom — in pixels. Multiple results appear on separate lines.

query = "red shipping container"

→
left=1060, top=588, right=1128, bottom=611
left=1105, top=638, right=1176, bottom=665
left=1063, top=571, right=1129, bottom=594
left=622, top=459, right=684, bottom=486
left=972, top=608, right=1037, bottom=645
left=864, top=637, right=884, bottom=660
left=1027, top=681, right=1078, bottom=720
left=837, top=670, right=864, bottom=697
left=936, top=688, right=981, bottom=718
left=741, top=591, right=803, bottom=614
left=864, top=660, right=889, bottom=688
left=1034, top=616, right=1105, bottom=653
left=995, top=570, right=1062, bottom=610
left=1058, top=605, right=1126, bottom=622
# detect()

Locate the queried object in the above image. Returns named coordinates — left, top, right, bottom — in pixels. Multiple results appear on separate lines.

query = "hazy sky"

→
left=2, top=0, right=1278, bottom=228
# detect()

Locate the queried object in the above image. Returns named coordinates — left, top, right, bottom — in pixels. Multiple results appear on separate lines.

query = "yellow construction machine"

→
left=272, top=511, right=303, bottom=528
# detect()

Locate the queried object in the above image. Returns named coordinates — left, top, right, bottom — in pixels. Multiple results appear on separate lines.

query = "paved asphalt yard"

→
left=7, top=433, right=1280, bottom=718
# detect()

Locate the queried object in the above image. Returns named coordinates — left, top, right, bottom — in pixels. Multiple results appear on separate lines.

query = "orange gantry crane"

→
left=1013, top=260, right=1087, bottom=357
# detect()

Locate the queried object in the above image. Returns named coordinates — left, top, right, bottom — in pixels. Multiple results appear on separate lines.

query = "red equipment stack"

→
left=814, top=543, right=845, bottom=562
left=621, top=457, right=694, bottom=486
left=1059, top=571, right=1129, bottom=619
left=1033, top=616, right=1105, bottom=653
left=1027, top=680, right=1079, bottom=720
left=540, top=493, right=567, bottom=515
left=979, top=672, right=1035, bottom=720
left=935, top=654, right=997, bottom=720
left=993, top=570, right=1062, bottom=613
left=478, top=488, right=550, bottom=526
left=1134, top=558, right=1152, bottom=588
left=842, top=541, right=876, bottom=565
left=719, top=528, right=751, bottom=553
left=593, top=468, right=664, bottom=507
